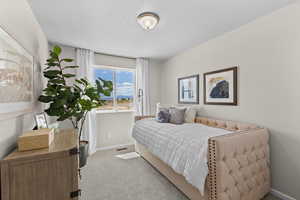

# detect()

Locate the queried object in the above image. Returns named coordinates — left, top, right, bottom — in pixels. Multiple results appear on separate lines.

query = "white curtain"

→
left=136, top=58, right=150, bottom=115
left=76, top=48, right=97, bottom=155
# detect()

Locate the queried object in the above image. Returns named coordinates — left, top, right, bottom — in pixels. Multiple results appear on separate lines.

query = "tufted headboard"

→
left=195, top=117, right=259, bottom=131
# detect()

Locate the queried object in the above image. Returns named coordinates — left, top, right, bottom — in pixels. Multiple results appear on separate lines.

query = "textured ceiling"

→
left=28, top=0, right=294, bottom=59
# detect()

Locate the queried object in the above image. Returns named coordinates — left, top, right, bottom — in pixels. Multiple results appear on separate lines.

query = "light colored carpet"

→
left=81, top=146, right=280, bottom=200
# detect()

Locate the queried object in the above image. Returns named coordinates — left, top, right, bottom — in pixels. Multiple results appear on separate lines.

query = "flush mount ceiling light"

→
left=137, top=12, right=160, bottom=30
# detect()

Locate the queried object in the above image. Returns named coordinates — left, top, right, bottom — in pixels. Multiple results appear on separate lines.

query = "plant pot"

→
left=79, top=141, right=89, bottom=168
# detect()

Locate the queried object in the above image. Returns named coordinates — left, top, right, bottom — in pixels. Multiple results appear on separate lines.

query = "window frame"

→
left=92, top=65, right=136, bottom=112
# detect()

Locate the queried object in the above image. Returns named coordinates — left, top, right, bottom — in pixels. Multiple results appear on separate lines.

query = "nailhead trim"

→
left=208, top=139, right=217, bottom=200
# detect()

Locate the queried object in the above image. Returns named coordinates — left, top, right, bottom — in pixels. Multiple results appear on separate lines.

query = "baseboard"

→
left=271, top=188, right=296, bottom=200
left=96, top=143, right=134, bottom=151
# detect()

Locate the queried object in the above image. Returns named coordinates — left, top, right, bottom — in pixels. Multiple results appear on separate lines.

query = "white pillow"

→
left=184, top=106, right=197, bottom=123
left=155, top=102, right=161, bottom=118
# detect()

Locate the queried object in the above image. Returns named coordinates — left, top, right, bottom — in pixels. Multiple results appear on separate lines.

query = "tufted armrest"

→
left=196, top=117, right=259, bottom=131
left=208, top=128, right=270, bottom=200
left=135, top=115, right=155, bottom=122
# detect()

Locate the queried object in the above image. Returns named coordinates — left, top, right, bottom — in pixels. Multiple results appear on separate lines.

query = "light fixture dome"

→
left=137, top=12, right=160, bottom=30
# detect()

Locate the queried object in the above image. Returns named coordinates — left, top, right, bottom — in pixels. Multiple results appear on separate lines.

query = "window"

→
left=93, top=66, right=135, bottom=111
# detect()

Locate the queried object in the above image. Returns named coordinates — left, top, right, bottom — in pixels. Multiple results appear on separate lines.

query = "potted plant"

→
left=39, top=46, right=113, bottom=167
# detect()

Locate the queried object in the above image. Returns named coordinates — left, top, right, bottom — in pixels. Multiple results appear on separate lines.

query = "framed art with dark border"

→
left=204, top=67, right=237, bottom=105
left=178, top=74, right=199, bottom=104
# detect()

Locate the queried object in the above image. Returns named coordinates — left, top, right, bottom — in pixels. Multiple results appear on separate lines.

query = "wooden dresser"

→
left=1, top=129, right=80, bottom=200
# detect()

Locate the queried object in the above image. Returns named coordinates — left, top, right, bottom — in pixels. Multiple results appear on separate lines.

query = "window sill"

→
left=95, top=110, right=135, bottom=114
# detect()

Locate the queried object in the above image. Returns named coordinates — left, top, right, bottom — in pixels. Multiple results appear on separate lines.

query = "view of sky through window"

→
left=93, top=68, right=135, bottom=110
left=116, top=70, right=134, bottom=100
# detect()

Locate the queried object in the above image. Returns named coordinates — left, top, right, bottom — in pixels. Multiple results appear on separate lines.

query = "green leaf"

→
left=102, top=90, right=111, bottom=96
left=62, top=74, right=76, bottom=78
left=85, top=87, right=98, bottom=100
left=45, top=107, right=62, bottom=117
left=64, top=65, right=79, bottom=69
left=46, top=62, right=59, bottom=66
left=104, top=79, right=113, bottom=87
left=74, top=84, right=82, bottom=91
left=43, top=86, right=57, bottom=96
left=50, top=51, right=59, bottom=60
left=38, top=95, right=53, bottom=103
left=95, top=79, right=113, bottom=97
left=57, top=111, right=74, bottom=121
left=80, top=78, right=88, bottom=86
left=53, top=46, right=62, bottom=56
left=97, top=78, right=113, bottom=90
left=79, top=99, right=93, bottom=111
left=61, top=58, right=73, bottom=62
left=49, top=78, right=65, bottom=84
left=44, top=70, right=61, bottom=78
left=52, top=98, right=67, bottom=108
left=46, top=58, right=56, bottom=63
left=75, top=79, right=83, bottom=85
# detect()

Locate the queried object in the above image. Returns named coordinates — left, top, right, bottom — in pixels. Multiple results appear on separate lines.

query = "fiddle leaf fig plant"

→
left=39, top=45, right=113, bottom=141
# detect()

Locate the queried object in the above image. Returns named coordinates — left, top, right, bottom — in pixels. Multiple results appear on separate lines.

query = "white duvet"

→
left=132, top=118, right=232, bottom=195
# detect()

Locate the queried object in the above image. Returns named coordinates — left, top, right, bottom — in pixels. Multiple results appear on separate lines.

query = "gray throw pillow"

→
left=156, top=104, right=170, bottom=119
left=169, top=107, right=186, bottom=124
left=157, top=111, right=170, bottom=123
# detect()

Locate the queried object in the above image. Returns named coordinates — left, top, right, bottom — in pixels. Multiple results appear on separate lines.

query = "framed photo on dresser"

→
left=178, top=74, right=199, bottom=104
left=34, top=112, right=48, bottom=129
left=204, top=67, right=238, bottom=105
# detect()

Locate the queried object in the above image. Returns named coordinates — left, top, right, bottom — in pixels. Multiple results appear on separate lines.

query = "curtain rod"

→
left=95, top=52, right=136, bottom=60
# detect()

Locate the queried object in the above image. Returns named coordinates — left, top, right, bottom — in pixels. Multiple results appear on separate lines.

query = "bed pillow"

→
left=157, top=110, right=171, bottom=123
left=184, top=107, right=197, bottom=123
left=155, top=103, right=171, bottom=119
left=169, top=107, right=186, bottom=124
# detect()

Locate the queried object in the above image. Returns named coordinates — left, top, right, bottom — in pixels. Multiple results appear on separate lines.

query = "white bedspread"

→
left=132, top=118, right=233, bottom=195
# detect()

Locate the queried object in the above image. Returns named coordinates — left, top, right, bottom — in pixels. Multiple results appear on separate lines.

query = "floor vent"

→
left=116, top=147, right=128, bottom=151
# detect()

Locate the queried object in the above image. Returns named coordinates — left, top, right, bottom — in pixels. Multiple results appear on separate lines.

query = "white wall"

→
left=96, top=112, right=135, bottom=149
left=0, top=0, right=48, bottom=158
left=160, top=2, right=300, bottom=199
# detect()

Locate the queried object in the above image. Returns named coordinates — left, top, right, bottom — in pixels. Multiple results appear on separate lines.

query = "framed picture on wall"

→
left=0, top=25, right=34, bottom=117
left=204, top=67, right=237, bottom=105
left=178, top=74, right=199, bottom=104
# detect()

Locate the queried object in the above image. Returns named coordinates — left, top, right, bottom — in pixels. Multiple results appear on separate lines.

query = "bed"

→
left=133, top=116, right=270, bottom=200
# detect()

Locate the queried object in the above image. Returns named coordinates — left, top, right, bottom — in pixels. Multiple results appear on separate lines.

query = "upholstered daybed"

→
left=133, top=116, right=270, bottom=200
